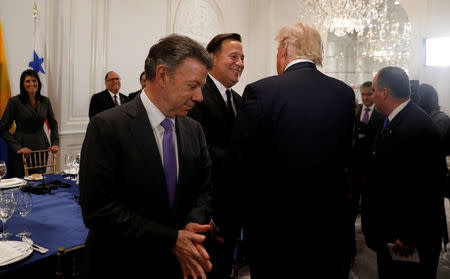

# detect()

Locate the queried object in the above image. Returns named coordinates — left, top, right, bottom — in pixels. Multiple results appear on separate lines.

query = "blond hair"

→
left=275, top=23, right=323, bottom=66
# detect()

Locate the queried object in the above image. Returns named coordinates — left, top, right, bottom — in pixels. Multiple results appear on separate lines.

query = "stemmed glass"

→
left=0, top=191, right=15, bottom=240
left=64, top=153, right=74, bottom=180
left=73, top=153, right=81, bottom=182
left=15, top=191, right=32, bottom=237
left=0, top=161, right=6, bottom=182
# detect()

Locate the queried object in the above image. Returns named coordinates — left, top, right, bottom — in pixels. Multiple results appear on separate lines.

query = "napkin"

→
left=0, top=178, right=25, bottom=188
left=0, top=241, right=26, bottom=265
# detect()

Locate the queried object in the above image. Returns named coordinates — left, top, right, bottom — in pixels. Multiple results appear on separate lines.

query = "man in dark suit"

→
left=128, top=71, right=146, bottom=100
left=88, top=71, right=129, bottom=119
left=188, top=33, right=244, bottom=279
left=361, top=67, right=448, bottom=279
left=351, top=82, right=384, bottom=221
left=221, top=22, right=355, bottom=278
left=79, top=34, right=215, bottom=279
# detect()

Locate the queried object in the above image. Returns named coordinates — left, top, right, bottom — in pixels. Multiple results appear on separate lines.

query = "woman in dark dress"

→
left=0, top=69, right=59, bottom=177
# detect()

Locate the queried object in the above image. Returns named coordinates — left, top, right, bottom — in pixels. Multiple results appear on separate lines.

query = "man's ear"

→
left=382, top=88, right=390, bottom=100
left=155, top=65, right=168, bottom=88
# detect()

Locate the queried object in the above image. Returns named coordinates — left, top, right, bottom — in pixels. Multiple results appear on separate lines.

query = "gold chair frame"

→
left=22, top=149, right=57, bottom=176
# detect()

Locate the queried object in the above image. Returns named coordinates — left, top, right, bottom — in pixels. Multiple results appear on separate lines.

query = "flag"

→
left=28, top=3, right=50, bottom=142
left=0, top=19, right=11, bottom=166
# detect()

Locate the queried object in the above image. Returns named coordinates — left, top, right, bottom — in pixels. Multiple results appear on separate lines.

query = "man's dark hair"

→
left=206, top=33, right=242, bottom=54
left=376, top=67, right=410, bottom=99
left=145, top=34, right=213, bottom=81
left=105, top=71, right=114, bottom=81
left=360, top=81, right=372, bottom=89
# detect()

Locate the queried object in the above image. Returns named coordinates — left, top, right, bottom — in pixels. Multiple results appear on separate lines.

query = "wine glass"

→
left=0, top=191, right=15, bottom=240
left=15, top=191, right=32, bottom=237
left=0, top=161, right=6, bottom=182
left=73, top=153, right=81, bottom=182
left=64, top=153, right=74, bottom=180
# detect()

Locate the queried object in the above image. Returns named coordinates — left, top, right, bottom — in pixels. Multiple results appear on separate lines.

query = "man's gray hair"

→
left=145, top=34, right=213, bottom=81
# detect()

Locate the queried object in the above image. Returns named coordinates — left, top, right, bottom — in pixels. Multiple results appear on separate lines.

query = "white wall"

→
left=1, top=0, right=450, bottom=169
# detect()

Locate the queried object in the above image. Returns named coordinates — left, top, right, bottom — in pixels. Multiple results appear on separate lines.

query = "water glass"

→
left=0, top=191, right=15, bottom=240
left=15, top=191, right=32, bottom=237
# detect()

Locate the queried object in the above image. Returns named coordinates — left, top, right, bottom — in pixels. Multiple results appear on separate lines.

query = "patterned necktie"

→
left=225, top=89, right=235, bottom=122
left=113, top=95, right=119, bottom=106
left=362, top=107, right=370, bottom=124
left=160, top=118, right=177, bottom=207
left=381, top=117, right=390, bottom=134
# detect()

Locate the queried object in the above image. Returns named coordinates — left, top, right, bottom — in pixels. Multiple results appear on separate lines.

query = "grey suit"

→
left=79, top=95, right=213, bottom=278
left=0, top=95, right=59, bottom=177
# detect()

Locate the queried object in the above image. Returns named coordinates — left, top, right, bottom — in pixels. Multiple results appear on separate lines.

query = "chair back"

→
left=22, top=149, right=57, bottom=176
left=56, top=244, right=85, bottom=279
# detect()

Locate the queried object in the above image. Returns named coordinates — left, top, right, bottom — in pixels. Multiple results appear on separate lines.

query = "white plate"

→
left=63, top=169, right=78, bottom=175
left=0, top=241, right=33, bottom=266
left=23, top=175, right=43, bottom=181
left=0, top=178, right=27, bottom=189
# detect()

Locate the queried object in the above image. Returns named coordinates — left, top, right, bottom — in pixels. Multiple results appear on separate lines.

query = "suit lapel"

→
left=126, top=97, right=167, bottom=199
left=204, top=76, right=228, bottom=111
left=102, top=90, right=115, bottom=108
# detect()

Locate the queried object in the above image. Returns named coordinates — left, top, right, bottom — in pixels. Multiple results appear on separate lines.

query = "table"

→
left=0, top=174, right=88, bottom=277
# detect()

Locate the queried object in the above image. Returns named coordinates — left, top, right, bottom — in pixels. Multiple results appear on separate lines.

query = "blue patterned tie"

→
left=160, top=118, right=177, bottom=207
left=381, top=117, right=390, bottom=134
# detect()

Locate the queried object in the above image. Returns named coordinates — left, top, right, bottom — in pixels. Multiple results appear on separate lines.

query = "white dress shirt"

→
left=388, top=99, right=410, bottom=122
left=109, top=91, right=121, bottom=106
left=284, top=58, right=314, bottom=72
left=140, top=91, right=179, bottom=177
left=360, top=104, right=376, bottom=122
left=208, top=73, right=237, bottom=115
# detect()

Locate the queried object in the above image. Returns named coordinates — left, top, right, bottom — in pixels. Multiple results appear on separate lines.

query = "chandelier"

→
left=299, top=0, right=412, bottom=70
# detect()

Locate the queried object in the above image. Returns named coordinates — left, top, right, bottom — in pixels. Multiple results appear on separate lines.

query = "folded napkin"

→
left=0, top=178, right=25, bottom=188
left=0, top=241, right=27, bottom=265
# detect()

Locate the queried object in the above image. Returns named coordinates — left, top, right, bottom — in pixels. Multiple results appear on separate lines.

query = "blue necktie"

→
left=381, top=117, right=390, bottom=134
left=160, top=118, right=177, bottom=207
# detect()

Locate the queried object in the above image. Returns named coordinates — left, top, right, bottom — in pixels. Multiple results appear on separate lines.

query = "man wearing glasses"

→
left=88, top=71, right=130, bottom=119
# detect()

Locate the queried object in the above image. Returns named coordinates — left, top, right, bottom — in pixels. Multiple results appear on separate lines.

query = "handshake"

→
left=173, top=221, right=223, bottom=279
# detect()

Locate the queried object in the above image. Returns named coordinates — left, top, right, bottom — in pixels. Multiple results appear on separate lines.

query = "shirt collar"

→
left=208, top=73, right=232, bottom=101
left=140, top=89, right=175, bottom=129
left=362, top=104, right=375, bottom=111
left=284, top=58, right=314, bottom=72
left=388, top=99, right=410, bottom=122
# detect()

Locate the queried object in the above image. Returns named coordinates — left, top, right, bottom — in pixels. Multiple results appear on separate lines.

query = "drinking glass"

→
left=15, top=191, right=32, bottom=237
left=64, top=153, right=74, bottom=180
left=73, top=153, right=81, bottom=182
left=0, top=161, right=6, bottom=182
left=0, top=191, right=15, bottom=240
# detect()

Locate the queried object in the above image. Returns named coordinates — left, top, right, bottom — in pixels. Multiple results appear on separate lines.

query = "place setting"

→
left=0, top=161, right=27, bottom=190
left=0, top=190, right=49, bottom=267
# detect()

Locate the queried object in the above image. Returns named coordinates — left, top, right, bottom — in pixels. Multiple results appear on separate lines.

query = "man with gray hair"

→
left=361, top=66, right=448, bottom=279
left=219, top=22, right=355, bottom=278
left=80, top=34, right=214, bottom=279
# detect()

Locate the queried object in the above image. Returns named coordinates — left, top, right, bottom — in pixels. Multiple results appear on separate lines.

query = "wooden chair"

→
left=22, top=149, right=57, bottom=176
left=56, top=244, right=85, bottom=279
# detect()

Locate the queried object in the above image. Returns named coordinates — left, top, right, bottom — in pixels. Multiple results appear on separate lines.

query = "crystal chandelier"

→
left=299, top=0, right=412, bottom=70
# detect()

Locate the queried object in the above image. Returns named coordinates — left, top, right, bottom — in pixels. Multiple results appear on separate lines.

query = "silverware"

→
left=22, top=237, right=49, bottom=254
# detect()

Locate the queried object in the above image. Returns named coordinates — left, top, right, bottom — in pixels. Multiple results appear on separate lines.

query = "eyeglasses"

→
left=106, top=78, right=120, bottom=82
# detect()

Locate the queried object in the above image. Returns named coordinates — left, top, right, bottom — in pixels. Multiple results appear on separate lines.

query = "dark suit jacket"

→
left=362, top=101, right=448, bottom=254
left=224, top=62, right=356, bottom=278
left=0, top=95, right=59, bottom=177
left=79, top=96, right=213, bottom=278
left=188, top=75, right=242, bottom=209
left=353, top=105, right=384, bottom=172
left=128, top=89, right=142, bottom=100
left=88, top=89, right=129, bottom=119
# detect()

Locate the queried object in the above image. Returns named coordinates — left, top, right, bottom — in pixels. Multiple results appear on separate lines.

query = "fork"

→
left=22, top=237, right=49, bottom=254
